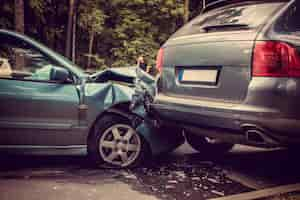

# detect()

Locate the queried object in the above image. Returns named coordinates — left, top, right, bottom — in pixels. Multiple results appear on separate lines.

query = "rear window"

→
left=173, top=2, right=285, bottom=37
left=275, top=1, right=300, bottom=36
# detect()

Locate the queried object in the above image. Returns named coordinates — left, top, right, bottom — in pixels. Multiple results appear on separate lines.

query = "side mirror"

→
left=50, top=67, right=70, bottom=83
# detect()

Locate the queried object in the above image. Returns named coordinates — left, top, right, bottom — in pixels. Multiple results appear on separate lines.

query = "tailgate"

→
left=161, top=31, right=255, bottom=102
left=159, top=1, right=286, bottom=103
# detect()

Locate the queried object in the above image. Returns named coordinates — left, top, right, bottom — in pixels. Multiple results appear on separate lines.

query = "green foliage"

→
left=83, top=54, right=107, bottom=70
left=29, top=0, right=45, bottom=18
left=78, top=1, right=106, bottom=35
left=1, top=0, right=209, bottom=70
left=78, top=0, right=106, bottom=69
left=108, top=0, right=184, bottom=67
left=0, top=1, right=14, bottom=29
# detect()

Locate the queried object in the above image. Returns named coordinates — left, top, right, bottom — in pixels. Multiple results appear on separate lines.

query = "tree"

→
left=65, top=0, right=77, bottom=59
left=184, top=0, right=190, bottom=24
left=14, top=0, right=25, bottom=70
left=14, top=0, right=24, bottom=33
left=72, top=6, right=77, bottom=62
left=0, top=1, right=14, bottom=30
left=4, top=0, right=214, bottom=70
left=78, top=1, right=106, bottom=69
left=107, top=0, right=184, bottom=68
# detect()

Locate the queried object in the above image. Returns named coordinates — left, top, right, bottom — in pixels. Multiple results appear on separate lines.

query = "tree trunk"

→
left=71, top=7, right=77, bottom=63
left=14, top=0, right=24, bottom=33
left=184, top=0, right=189, bottom=24
left=87, top=31, right=95, bottom=69
left=65, top=0, right=76, bottom=59
left=14, top=0, right=25, bottom=70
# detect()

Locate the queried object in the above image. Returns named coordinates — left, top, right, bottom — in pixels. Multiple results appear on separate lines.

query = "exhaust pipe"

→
left=245, top=129, right=267, bottom=144
left=242, top=124, right=279, bottom=146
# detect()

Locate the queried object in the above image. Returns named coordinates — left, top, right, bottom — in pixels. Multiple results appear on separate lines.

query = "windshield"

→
left=173, top=2, right=285, bottom=37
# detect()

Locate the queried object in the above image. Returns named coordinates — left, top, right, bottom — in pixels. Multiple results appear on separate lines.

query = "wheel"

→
left=88, top=114, right=150, bottom=168
left=185, top=131, right=234, bottom=154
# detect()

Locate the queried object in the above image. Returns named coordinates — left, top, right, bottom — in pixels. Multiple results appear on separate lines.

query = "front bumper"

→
left=136, top=121, right=185, bottom=155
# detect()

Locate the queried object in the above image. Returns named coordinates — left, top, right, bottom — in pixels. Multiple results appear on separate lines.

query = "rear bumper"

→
left=151, top=94, right=300, bottom=146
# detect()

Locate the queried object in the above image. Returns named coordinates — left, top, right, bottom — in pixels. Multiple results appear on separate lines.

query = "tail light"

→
left=253, top=41, right=300, bottom=77
left=156, top=48, right=164, bottom=73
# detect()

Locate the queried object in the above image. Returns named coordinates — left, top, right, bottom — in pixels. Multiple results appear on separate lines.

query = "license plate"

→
left=179, top=69, right=219, bottom=84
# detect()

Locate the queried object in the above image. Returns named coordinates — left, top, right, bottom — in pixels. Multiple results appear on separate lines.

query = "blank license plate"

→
left=179, top=69, right=218, bottom=84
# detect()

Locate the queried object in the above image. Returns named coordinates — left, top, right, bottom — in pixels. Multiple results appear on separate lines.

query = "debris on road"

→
left=165, top=185, right=176, bottom=189
left=208, top=178, right=221, bottom=184
left=191, top=177, right=201, bottom=181
left=121, top=171, right=138, bottom=180
left=173, top=171, right=186, bottom=179
left=167, top=180, right=178, bottom=184
left=116, top=155, right=252, bottom=200
left=211, top=190, right=225, bottom=196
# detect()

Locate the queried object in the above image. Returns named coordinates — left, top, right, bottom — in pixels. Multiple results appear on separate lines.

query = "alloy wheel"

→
left=99, top=124, right=141, bottom=167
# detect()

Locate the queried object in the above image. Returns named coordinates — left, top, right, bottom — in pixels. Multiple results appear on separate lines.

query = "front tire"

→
left=185, top=132, right=234, bottom=154
left=88, top=114, right=150, bottom=168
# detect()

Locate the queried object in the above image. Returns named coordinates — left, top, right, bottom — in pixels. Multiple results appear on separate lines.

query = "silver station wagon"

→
left=151, top=0, right=300, bottom=153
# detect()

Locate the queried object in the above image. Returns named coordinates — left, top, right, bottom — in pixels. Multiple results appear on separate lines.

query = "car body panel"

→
left=161, top=35, right=254, bottom=102
left=0, top=78, right=81, bottom=145
left=84, top=82, right=134, bottom=129
left=168, top=30, right=258, bottom=46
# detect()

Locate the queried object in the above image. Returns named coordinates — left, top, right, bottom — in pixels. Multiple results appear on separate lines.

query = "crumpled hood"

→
left=89, top=66, right=157, bottom=99
left=90, top=67, right=137, bottom=85
left=84, top=66, right=157, bottom=122
left=84, top=67, right=183, bottom=155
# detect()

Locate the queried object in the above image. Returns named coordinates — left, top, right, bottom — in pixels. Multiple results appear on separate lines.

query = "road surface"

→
left=0, top=144, right=299, bottom=200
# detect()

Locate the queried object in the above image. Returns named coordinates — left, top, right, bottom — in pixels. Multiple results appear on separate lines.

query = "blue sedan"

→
left=0, top=30, right=184, bottom=168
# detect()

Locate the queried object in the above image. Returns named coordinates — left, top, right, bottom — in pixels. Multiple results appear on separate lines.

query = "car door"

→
left=0, top=33, right=80, bottom=146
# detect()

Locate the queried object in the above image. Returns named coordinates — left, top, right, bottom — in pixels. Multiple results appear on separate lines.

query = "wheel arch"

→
left=86, top=102, right=184, bottom=157
left=87, top=102, right=143, bottom=151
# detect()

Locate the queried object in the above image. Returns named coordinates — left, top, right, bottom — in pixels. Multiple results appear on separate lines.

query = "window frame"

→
left=274, top=1, right=300, bottom=37
left=172, top=1, right=286, bottom=38
left=0, top=33, right=77, bottom=85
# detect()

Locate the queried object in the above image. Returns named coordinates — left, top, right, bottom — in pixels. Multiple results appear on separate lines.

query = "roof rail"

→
left=202, top=0, right=289, bottom=13
left=203, top=0, right=235, bottom=13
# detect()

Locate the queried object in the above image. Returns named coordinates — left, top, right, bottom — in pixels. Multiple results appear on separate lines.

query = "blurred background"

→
left=0, top=0, right=216, bottom=71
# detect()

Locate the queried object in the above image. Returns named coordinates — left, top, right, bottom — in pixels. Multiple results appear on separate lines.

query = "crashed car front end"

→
left=86, top=67, right=184, bottom=156
left=0, top=29, right=183, bottom=168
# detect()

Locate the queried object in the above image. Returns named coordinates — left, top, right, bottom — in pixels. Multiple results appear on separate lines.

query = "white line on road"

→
left=208, top=183, right=300, bottom=200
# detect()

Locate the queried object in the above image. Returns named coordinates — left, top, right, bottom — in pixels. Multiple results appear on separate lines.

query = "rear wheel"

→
left=88, top=114, right=150, bottom=168
left=185, top=132, right=234, bottom=154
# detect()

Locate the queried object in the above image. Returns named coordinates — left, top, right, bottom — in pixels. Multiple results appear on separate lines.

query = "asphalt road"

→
left=0, top=144, right=299, bottom=200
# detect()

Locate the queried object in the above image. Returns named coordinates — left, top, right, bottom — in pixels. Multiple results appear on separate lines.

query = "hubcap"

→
left=99, top=124, right=141, bottom=167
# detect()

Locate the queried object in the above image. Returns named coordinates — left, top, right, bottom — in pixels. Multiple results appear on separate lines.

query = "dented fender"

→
left=83, top=67, right=183, bottom=155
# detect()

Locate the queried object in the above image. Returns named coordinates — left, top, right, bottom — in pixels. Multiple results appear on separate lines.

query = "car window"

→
left=275, top=1, right=300, bottom=36
left=173, top=2, right=285, bottom=37
left=0, top=34, right=67, bottom=82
